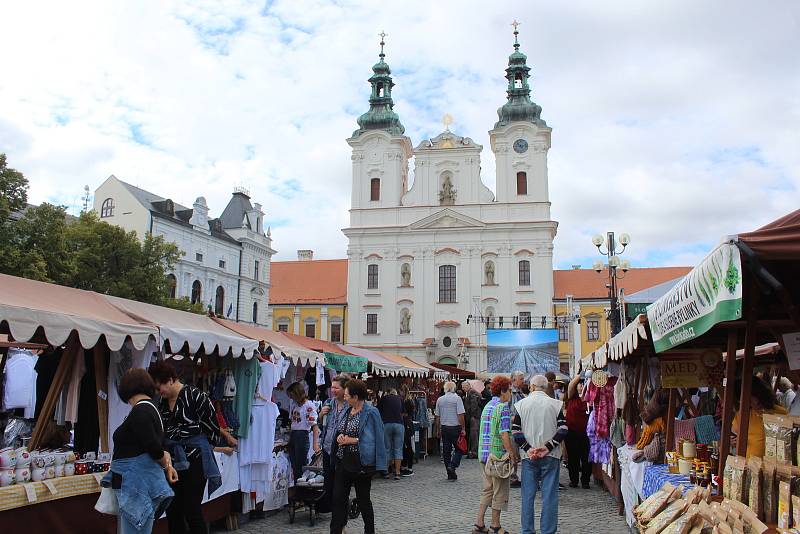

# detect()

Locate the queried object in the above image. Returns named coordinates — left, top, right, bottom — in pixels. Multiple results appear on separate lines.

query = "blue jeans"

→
left=520, top=456, right=560, bottom=534
left=383, top=422, right=405, bottom=461
left=118, top=514, right=153, bottom=534
left=290, top=430, right=310, bottom=481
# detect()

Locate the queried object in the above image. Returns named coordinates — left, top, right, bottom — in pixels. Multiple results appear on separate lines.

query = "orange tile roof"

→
left=553, top=267, right=692, bottom=300
left=269, top=259, right=348, bottom=305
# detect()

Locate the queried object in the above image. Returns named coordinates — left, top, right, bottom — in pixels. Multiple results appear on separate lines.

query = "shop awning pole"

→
left=94, top=341, right=110, bottom=453
left=719, top=328, right=738, bottom=490
left=665, top=388, right=677, bottom=451
left=737, top=279, right=760, bottom=457
left=30, top=333, right=80, bottom=449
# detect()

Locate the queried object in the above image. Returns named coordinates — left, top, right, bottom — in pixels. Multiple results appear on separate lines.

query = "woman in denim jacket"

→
left=106, top=369, right=178, bottom=534
left=329, top=379, right=387, bottom=534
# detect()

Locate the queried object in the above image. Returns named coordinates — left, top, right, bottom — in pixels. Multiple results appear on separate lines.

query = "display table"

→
left=641, top=463, right=715, bottom=499
left=0, top=472, right=102, bottom=512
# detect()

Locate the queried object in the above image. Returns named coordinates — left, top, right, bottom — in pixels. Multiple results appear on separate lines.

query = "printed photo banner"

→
left=647, top=242, right=743, bottom=353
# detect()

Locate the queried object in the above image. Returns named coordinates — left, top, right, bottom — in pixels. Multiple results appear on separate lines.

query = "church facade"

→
left=344, top=32, right=558, bottom=371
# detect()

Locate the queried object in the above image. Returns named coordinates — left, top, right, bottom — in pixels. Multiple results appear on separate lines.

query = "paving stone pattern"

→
left=223, top=456, right=633, bottom=534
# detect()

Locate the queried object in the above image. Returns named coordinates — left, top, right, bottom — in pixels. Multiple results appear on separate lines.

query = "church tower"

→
left=489, top=24, right=552, bottom=205
left=347, top=33, right=413, bottom=210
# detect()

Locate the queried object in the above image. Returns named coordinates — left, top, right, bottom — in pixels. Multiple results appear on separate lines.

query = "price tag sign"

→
left=43, top=480, right=58, bottom=495
left=23, top=483, right=37, bottom=503
left=98, top=390, right=108, bottom=401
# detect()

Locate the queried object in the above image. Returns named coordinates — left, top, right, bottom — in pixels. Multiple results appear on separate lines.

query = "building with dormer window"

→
left=93, top=175, right=275, bottom=326
left=343, top=31, right=558, bottom=371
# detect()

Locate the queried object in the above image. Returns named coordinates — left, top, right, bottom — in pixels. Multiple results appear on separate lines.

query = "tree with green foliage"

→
left=0, top=153, right=28, bottom=220
left=162, top=296, right=207, bottom=315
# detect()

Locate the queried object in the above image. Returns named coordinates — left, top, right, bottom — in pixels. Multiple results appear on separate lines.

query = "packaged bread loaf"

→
left=764, top=459, right=778, bottom=525
left=778, top=416, right=795, bottom=464
left=645, top=498, right=689, bottom=534
left=636, top=482, right=677, bottom=519
left=765, top=414, right=782, bottom=459
left=728, top=456, right=747, bottom=504
left=741, top=507, right=769, bottom=534
left=780, top=480, right=792, bottom=528
left=747, top=456, right=763, bottom=520
left=662, top=504, right=701, bottom=534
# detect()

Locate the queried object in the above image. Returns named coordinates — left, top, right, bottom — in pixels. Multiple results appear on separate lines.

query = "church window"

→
left=252, top=302, right=259, bottom=323
left=219, top=259, right=226, bottom=269
left=254, top=260, right=260, bottom=281
left=366, top=313, right=378, bottom=334
left=367, top=264, right=379, bottom=289
left=191, top=280, right=202, bottom=305
left=196, top=252, right=203, bottom=262
left=377, top=82, right=384, bottom=97
left=214, top=286, right=224, bottom=316
left=370, top=178, right=380, bottom=201
left=100, top=198, right=114, bottom=218
left=519, top=260, right=531, bottom=286
left=439, top=265, right=456, bottom=303
left=166, top=274, right=177, bottom=299
left=514, top=73, right=523, bottom=89
left=516, top=172, right=527, bottom=195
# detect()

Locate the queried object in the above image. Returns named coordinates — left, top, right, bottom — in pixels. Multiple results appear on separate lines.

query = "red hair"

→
left=490, top=375, right=511, bottom=397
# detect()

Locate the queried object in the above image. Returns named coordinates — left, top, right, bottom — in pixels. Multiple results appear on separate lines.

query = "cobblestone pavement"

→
left=223, top=456, right=632, bottom=534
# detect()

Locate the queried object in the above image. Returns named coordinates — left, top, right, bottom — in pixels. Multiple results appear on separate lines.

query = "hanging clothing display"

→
left=2, top=348, right=38, bottom=418
left=233, top=357, right=260, bottom=439
left=107, top=339, right=157, bottom=454
left=239, top=357, right=281, bottom=507
left=263, top=451, right=292, bottom=511
left=587, top=410, right=612, bottom=464
left=64, top=350, right=86, bottom=423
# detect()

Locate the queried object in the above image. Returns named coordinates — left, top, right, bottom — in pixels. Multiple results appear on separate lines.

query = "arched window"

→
left=214, top=286, right=224, bottom=316
left=516, top=171, right=527, bottom=195
left=519, top=260, right=531, bottom=286
left=191, top=280, right=202, bottom=304
left=438, top=265, right=456, bottom=303
left=514, top=73, right=523, bottom=89
left=252, top=302, right=258, bottom=324
left=100, top=198, right=114, bottom=218
left=370, top=178, right=380, bottom=201
left=377, top=82, right=384, bottom=97
left=166, top=274, right=177, bottom=299
left=367, top=264, right=379, bottom=289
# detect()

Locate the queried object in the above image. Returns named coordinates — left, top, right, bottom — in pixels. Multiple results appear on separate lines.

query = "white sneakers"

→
left=296, top=470, right=324, bottom=485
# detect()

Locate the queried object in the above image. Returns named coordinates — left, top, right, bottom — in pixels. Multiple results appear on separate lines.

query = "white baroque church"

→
left=344, top=31, right=558, bottom=372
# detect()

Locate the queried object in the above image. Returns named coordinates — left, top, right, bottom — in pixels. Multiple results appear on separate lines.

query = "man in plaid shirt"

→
left=473, top=376, right=519, bottom=534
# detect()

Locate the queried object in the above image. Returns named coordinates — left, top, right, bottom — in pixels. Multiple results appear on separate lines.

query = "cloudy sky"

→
left=1, top=1, right=798, bottom=268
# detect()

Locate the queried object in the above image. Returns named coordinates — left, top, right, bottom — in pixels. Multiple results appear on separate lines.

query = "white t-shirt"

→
left=289, top=399, right=318, bottom=431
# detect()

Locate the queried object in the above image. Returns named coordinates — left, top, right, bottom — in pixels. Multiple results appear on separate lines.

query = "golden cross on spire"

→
left=511, top=19, right=521, bottom=46
left=442, top=113, right=454, bottom=131
left=511, top=20, right=521, bottom=32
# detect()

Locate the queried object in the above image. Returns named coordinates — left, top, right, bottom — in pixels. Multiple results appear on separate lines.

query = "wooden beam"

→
left=93, top=340, right=110, bottom=453
left=30, top=335, right=79, bottom=450
left=665, top=388, right=677, bottom=452
left=737, top=279, right=760, bottom=457
left=719, top=329, right=738, bottom=487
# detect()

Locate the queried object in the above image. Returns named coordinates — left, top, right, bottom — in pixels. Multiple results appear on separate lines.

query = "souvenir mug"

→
left=15, top=466, right=31, bottom=483
left=97, top=452, right=111, bottom=462
left=65, top=451, right=76, bottom=463
left=74, top=461, right=89, bottom=475
left=0, top=468, right=15, bottom=487
left=45, top=466, right=55, bottom=479
left=31, top=453, right=46, bottom=469
left=31, top=467, right=46, bottom=482
left=0, top=448, right=16, bottom=468
left=55, top=452, right=67, bottom=466
left=15, top=448, right=31, bottom=467
left=44, top=453, right=55, bottom=467
left=55, top=464, right=65, bottom=477
left=84, top=452, right=96, bottom=461
left=64, top=463, right=75, bottom=476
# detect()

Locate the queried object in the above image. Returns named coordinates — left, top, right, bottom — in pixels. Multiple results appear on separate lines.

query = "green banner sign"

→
left=647, top=243, right=743, bottom=353
left=324, top=352, right=368, bottom=373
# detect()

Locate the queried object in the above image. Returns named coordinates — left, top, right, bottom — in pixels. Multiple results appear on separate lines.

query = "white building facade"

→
left=344, top=33, right=558, bottom=372
left=93, top=176, right=275, bottom=327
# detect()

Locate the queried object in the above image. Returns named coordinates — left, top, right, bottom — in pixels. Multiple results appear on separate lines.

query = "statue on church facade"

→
left=439, top=175, right=456, bottom=205
left=484, top=261, right=495, bottom=285
left=400, top=263, right=411, bottom=287
left=400, top=309, right=411, bottom=334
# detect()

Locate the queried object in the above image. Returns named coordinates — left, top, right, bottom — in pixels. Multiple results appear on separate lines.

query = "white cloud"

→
left=0, top=0, right=797, bottom=265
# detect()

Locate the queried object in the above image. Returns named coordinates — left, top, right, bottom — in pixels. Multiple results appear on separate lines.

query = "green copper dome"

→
left=353, top=38, right=405, bottom=138
left=495, top=30, right=546, bottom=128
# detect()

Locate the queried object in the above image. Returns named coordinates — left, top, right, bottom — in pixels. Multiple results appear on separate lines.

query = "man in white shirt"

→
left=435, top=381, right=466, bottom=481
left=512, top=375, right=568, bottom=534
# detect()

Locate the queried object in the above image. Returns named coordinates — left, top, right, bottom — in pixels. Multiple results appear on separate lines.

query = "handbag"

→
left=456, top=431, right=468, bottom=455
left=484, top=452, right=514, bottom=479
left=94, top=486, right=119, bottom=515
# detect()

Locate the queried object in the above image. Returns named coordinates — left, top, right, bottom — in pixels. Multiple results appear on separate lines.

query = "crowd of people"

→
left=106, top=358, right=604, bottom=534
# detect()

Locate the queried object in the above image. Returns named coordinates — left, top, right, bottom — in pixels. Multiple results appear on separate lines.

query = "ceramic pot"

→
left=64, top=463, right=75, bottom=476
left=65, top=451, right=76, bottom=463
left=682, top=441, right=697, bottom=459
left=0, top=448, right=17, bottom=469
left=31, top=467, right=46, bottom=482
left=44, top=466, right=55, bottom=479
left=15, top=447, right=31, bottom=467
left=0, top=468, right=15, bottom=486
left=55, top=464, right=65, bottom=477
left=15, top=467, right=31, bottom=483
left=74, top=461, right=89, bottom=475
left=678, top=457, right=692, bottom=476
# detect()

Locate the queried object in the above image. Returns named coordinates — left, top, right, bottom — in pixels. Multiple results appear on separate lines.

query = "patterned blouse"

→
left=335, top=410, right=361, bottom=460
left=159, top=384, right=220, bottom=459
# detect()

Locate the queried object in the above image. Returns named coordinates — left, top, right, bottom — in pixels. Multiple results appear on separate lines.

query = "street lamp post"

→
left=592, top=231, right=631, bottom=336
